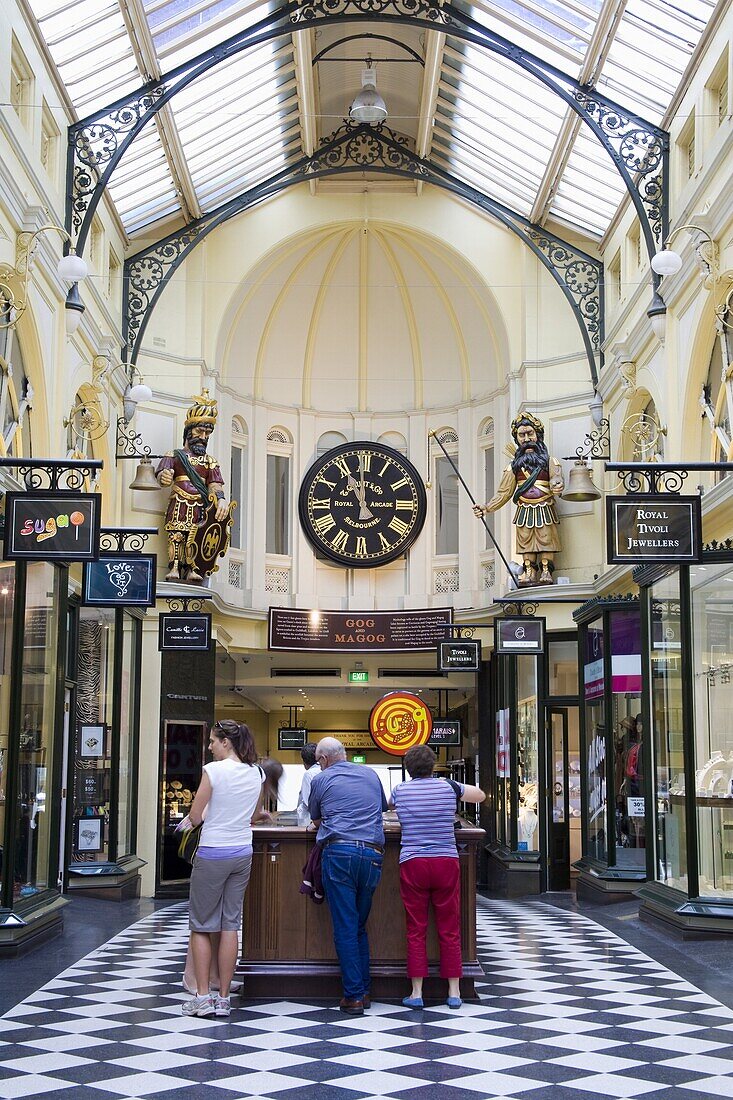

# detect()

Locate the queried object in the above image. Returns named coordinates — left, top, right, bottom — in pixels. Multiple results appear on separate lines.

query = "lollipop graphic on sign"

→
left=70, top=511, right=85, bottom=541
left=369, top=691, right=432, bottom=756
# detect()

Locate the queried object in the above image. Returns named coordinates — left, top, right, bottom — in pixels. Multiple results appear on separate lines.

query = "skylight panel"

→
left=145, top=0, right=276, bottom=69
left=465, top=0, right=598, bottom=75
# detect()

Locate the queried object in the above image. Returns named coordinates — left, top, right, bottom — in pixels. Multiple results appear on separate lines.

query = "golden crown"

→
left=184, top=389, right=218, bottom=430
left=510, top=411, right=545, bottom=441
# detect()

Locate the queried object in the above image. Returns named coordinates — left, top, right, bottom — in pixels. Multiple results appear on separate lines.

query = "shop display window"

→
left=71, top=608, right=115, bottom=864
left=610, top=609, right=644, bottom=869
left=584, top=617, right=606, bottom=863
left=649, top=571, right=687, bottom=892
left=117, top=615, right=140, bottom=859
left=14, top=563, right=61, bottom=901
left=516, top=657, right=539, bottom=852
left=691, top=561, right=733, bottom=898
left=159, top=720, right=207, bottom=885
left=0, top=565, right=16, bottom=899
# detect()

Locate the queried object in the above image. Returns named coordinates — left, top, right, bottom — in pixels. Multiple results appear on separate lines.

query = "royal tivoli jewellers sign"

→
left=606, top=495, right=702, bottom=564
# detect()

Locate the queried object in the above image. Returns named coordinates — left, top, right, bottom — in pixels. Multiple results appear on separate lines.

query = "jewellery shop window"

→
left=14, top=563, right=61, bottom=904
left=691, top=561, right=733, bottom=899
left=516, top=656, right=539, bottom=853
left=610, top=608, right=644, bottom=870
left=71, top=608, right=116, bottom=866
left=0, top=565, right=16, bottom=902
left=649, top=571, right=687, bottom=893
left=584, top=617, right=606, bottom=864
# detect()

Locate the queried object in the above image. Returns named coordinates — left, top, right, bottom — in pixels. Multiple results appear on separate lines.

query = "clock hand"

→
left=346, top=473, right=373, bottom=521
left=356, top=455, right=372, bottom=520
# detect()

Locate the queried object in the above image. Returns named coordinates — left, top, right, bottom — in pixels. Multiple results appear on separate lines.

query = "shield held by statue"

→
left=185, top=499, right=237, bottom=577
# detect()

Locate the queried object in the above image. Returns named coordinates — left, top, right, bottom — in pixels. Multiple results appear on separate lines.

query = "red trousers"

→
left=399, top=856, right=462, bottom=979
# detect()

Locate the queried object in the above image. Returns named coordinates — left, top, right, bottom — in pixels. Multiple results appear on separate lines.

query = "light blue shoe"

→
left=446, top=996, right=462, bottom=1009
left=402, top=996, right=424, bottom=1008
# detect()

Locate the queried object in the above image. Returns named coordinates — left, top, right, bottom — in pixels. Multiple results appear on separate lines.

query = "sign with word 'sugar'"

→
left=606, top=495, right=702, bottom=563
left=4, top=492, right=101, bottom=561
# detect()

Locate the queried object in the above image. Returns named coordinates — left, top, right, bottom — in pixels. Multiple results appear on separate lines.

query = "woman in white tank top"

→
left=181, top=721, right=264, bottom=1018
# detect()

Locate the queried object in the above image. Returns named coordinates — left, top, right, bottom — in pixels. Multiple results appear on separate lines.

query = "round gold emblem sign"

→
left=369, top=692, right=433, bottom=756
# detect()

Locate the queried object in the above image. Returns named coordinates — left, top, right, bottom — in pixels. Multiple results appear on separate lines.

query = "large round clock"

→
left=299, top=441, right=427, bottom=567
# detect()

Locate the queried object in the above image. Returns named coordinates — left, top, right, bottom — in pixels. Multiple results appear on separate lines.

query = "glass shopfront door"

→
left=158, top=720, right=207, bottom=888
left=547, top=708, right=570, bottom=890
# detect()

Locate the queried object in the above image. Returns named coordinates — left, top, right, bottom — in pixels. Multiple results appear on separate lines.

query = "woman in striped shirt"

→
left=391, top=745, right=485, bottom=1009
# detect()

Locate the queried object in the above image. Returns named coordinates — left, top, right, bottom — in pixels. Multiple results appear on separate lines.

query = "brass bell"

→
left=561, top=459, right=601, bottom=502
left=128, top=457, right=161, bottom=491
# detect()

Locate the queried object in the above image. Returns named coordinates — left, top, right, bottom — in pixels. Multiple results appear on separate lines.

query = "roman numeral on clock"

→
left=355, top=536, right=368, bottom=557
left=314, top=513, right=335, bottom=534
left=333, top=456, right=352, bottom=479
left=331, top=529, right=349, bottom=553
left=388, top=516, right=410, bottom=537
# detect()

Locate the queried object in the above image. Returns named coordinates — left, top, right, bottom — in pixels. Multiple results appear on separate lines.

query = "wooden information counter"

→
left=240, top=814, right=485, bottom=1000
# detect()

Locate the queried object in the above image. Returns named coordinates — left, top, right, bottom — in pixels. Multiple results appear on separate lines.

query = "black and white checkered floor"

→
left=2, top=898, right=733, bottom=1099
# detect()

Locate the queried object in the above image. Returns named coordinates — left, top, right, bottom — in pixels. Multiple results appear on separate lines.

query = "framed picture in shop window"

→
left=76, top=816, right=103, bottom=853
left=79, top=724, right=106, bottom=759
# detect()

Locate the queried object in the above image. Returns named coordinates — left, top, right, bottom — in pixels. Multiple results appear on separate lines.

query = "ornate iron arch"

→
left=67, top=0, right=668, bottom=271
left=123, top=121, right=602, bottom=383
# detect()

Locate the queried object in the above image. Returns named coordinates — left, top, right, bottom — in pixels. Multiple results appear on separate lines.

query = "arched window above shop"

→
left=317, top=430, right=347, bottom=455
left=377, top=431, right=407, bottom=454
left=479, top=418, right=495, bottom=551
left=701, top=334, right=731, bottom=469
left=0, top=329, right=33, bottom=458
left=230, top=418, right=248, bottom=551
left=267, top=427, right=292, bottom=556
left=432, top=428, right=459, bottom=556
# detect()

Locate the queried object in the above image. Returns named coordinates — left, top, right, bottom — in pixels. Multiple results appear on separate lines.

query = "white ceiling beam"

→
left=293, top=26, right=318, bottom=195
left=117, top=0, right=202, bottom=221
left=415, top=30, right=446, bottom=196
left=529, top=0, right=628, bottom=225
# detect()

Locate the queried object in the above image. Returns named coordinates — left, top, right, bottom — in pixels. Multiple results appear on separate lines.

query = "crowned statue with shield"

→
left=473, top=411, right=564, bottom=586
left=155, top=390, right=236, bottom=583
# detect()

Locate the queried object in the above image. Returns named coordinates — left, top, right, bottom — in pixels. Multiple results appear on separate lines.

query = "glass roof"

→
left=26, top=0, right=718, bottom=243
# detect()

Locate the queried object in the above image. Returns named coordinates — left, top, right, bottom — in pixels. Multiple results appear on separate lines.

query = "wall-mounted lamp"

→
left=349, top=59, right=388, bottom=124
left=0, top=223, right=88, bottom=332
left=122, top=366, right=153, bottom=422
left=650, top=221, right=732, bottom=341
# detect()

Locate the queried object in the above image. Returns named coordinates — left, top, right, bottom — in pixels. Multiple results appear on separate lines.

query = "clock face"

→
left=299, top=442, right=427, bottom=567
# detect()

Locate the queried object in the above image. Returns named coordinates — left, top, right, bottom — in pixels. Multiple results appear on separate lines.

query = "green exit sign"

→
left=352, top=754, right=366, bottom=764
left=348, top=670, right=369, bottom=683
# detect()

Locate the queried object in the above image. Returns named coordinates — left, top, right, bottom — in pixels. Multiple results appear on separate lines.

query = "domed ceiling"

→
left=223, top=221, right=506, bottom=414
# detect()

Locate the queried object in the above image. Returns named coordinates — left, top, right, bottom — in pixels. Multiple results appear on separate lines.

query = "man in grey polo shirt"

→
left=309, top=737, right=387, bottom=1015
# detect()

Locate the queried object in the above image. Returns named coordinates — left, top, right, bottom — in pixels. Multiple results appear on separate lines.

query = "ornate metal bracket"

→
left=115, top=416, right=162, bottom=463
left=0, top=456, right=103, bottom=491
left=605, top=461, right=733, bottom=494
left=66, top=0, right=667, bottom=295
left=99, top=527, right=157, bottom=553
left=564, top=418, right=611, bottom=462
left=123, top=122, right=603, bottom=383
left=164, top=596, right=212, bottom=612
left=500, top=602, right=538, bottom=617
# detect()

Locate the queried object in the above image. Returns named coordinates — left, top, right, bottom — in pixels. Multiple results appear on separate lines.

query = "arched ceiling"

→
left=222, top=221, right=506, bottom=412
left=26, top=0, right=717, bottom=242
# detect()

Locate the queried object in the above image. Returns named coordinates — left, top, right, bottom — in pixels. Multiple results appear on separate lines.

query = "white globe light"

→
left=350, top=89, right=388, bottom=124
left=650, top=249, right=683, bottom=276
left=127, top=382, right=153, bottom=403
left=57, top=251, right=89, bottom=283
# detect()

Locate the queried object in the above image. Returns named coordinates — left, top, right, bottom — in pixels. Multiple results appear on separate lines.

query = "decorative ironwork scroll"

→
left=165, top=596, right=210, bottom=612
left=0, top=457, right=103, bottom=491
left=123, top=122, right=603, bottom=383
left=614, top=467, right=688, bottom=495
left=99, top=527, right=156, bottom=554
left=569, top=418, right=611, bottom=462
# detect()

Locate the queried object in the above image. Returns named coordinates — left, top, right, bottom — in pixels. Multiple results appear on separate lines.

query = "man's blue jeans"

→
left=321, top=842, right=383, bottom=999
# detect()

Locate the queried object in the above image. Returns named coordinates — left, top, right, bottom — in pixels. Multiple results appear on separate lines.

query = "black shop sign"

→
left=606, top=495, right=702, bottom=564
left=4, top=492, right=101, bottom=561
left=495, top=617, right=545, bottom=655
left=437, top=640, right=481, bottom=672
left=428, top=720, right=462, bottom=747
left=158, top=613, right=212, bottom=651
left=83, top=555, right=157, bottom=607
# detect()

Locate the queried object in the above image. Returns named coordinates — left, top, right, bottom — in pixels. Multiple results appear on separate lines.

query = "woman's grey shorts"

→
left=189, top=854, right=252, bottom=933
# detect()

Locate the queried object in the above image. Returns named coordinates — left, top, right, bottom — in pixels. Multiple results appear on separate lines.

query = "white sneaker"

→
left=182, top=994, right=215, bottom=1017
left=214, top=995, right=231, bottom=1018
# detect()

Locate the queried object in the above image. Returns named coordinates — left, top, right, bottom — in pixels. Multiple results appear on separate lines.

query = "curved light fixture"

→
left=0, top=223, right=88, bottom=332
left=650, top=249, right=683, bottom=276
left=349, top=60, right=387, bottom=125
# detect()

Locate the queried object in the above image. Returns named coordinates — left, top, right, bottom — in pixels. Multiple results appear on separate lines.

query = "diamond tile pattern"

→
left=1, top=898, right=733, bottom=1099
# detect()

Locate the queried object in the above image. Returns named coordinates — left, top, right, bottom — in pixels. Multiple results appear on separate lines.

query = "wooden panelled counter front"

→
left=240, top=817, right=485, bottom=1000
